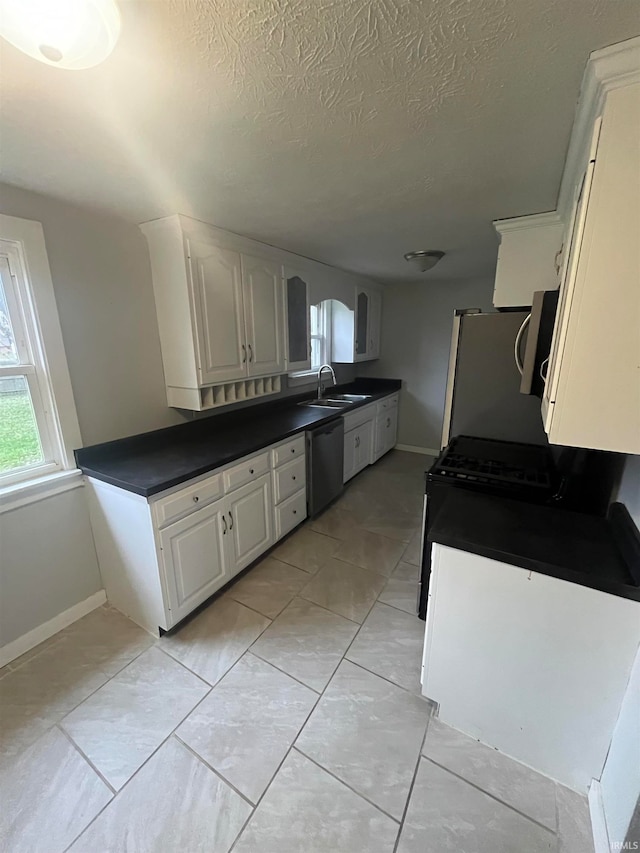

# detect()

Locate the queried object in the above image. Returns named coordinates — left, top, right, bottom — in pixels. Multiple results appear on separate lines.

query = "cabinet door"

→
left=355, top=289, right=370, bottom=359
left=343, top=427, right=358, bottom=482
left=384, top=406, right=398, bottom=454
left=356, top=420, right=373, bottom=472
left=159, top=499, right=228, bottom=626
left=242, top=254, right=285, bottom=377
left=227, top=473, right=274, bottom=574
left=374, top=412, right=386, bottom=461
left=368, top=290, right=382, bottom=359
left=188, top=238, right=246, bottom=384
left=284, top=270, right=311, bottom=372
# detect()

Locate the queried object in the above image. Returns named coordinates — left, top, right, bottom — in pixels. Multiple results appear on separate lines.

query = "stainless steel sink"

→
left=329, top=393, right=373, bottom=401
left=298, top=398, right=355, bottom=408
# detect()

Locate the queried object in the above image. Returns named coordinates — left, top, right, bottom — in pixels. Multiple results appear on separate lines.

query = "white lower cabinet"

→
left=87, top=436, right=305, bottom=635
left=227, top=474, right=273, bottom=572
left=373, top=395, right=399, bottom=461
left=159, top=498, right=228, bottom=625
left=343, top=420, right=373, bottom=483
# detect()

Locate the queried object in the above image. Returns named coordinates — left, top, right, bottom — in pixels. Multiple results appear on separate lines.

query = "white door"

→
left=159, top=499, right=229, bottom=626
left=227, top=473, right=274, bottom=573
left=242, top=254, right=285, bottom=377
left=188, top=238, right=246, bottom=384
left=284, top=269, right=311, bottom=372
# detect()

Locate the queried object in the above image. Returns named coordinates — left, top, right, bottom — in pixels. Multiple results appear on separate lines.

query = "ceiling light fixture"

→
left=404, top=250, right=445, bottom=273
left=0, top=0, right=121, bottom=70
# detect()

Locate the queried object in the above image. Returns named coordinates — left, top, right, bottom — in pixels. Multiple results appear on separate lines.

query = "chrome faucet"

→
left=317, top=364, right=336, bottom=399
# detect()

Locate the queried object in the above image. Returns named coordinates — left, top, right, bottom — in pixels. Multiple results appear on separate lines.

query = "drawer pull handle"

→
left=249, top=468, right=254, bottom=474
left=228, top=511, right=233, bottom=530
left=292, top=475, right=296, bottom=481
left=293, top=510, right=297, bottom=515
left=291, top=448, right=295, bottom=453
left=193, top=496, right=199, bottom=503
left=222, top=516, right=227, bottom=535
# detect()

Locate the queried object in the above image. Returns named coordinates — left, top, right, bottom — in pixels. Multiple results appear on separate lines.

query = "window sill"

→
left=0, top=468, right=84, bottom=514
left=287, top=370, right=320, bottom=388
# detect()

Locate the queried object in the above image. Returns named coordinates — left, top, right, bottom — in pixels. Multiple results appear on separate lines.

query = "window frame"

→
left=289, top=299, right=333, bottom=382
left=0, top=215, right=81, bottom=494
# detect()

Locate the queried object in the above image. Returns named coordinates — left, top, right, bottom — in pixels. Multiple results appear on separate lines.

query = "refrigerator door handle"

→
left=514, top=313, right=531, bottom=376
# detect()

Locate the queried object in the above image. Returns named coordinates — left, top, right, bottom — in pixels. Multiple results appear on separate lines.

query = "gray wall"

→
left=0, top=182, right=185, bottom=446
left=360, top=277, right=495, bottom=450
left=0, top=487, right=102, bottom=647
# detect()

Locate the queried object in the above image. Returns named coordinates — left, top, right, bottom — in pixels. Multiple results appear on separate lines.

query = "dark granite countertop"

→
left=428, top=488, right=640, bottom=603
left=75, top=378, right=401, bottom=497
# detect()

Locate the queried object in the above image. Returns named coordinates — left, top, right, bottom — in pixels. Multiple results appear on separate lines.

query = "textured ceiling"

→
left=1, top=0, right=638, bottom=283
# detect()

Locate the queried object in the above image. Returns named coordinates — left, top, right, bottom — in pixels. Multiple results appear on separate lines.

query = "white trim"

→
left=0, top=468, right=84, bottom=514
left=557, top=36, right=640, bottom=222
left=588, top=779, right=611, bottom=853
left=0, top=214, right=82, bottom=467
left=395, top=444, right=440, bottom=456
left=493, top=210, right=562, bottom=235
left=0, top=589, right=106, bottom=668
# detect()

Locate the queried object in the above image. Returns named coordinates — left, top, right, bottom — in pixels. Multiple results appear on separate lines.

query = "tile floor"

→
left=0, top=450, right=595, bottom=853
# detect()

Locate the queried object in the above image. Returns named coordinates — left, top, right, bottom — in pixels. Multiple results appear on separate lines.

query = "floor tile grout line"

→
left=61, top=678, right=220, bottom=852
left=421, top=755, right=559, bottom=835
left=343, top=656, right=429, bottom=702
left=173, top=733, right=257, bottom=808
left=293, top=745, right=403, bottom=826
left=219, top=590, right=280, bottom=623
left=247, top=647, right=322, bottom=694
left=392, top=726, right=433, bottom=853
left=55, top=723, right=118, bottom=795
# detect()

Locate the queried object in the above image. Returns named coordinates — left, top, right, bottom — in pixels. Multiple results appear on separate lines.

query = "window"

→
left=0, top=217, right=80, bottom=492
left=309, top=301, right=331, bottom=371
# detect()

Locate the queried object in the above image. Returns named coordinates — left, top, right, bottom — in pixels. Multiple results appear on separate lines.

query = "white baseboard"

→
left=0, top=589, right=107, bottom=668
left=395, top=443, right=440, bottom=457
left=588, top=779, right=610, bottom=853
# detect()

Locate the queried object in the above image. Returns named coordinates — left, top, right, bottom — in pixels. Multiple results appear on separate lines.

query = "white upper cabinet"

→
left=332, top=284, right=383, bottom=363
left=188, top=238, right=246, bottom=384
left=492, top=213, right=564, bottom=308
left=283, top=267, right=311, bottom=372
left=241, top=254, right=285, bottom=376
left=542, top=75, right=640, bottom=453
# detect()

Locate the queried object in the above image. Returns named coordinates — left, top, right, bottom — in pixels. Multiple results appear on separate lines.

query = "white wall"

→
left=0, top=485, right=102, bottom=649
left=600, top=644, right=640, bottom=846
left=359, top=277, right=495, bottom=450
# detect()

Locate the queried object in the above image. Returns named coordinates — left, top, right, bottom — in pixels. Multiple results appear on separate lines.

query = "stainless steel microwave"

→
left=515, top=289, right=560, bottom=398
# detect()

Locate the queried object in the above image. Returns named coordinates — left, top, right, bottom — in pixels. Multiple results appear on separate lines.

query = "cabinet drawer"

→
left=376, top=394, right=399, bottom=415
left=275, top=488, right=307, bottom=539
left=273, top=455, right=306, bottom=504
left=153, top=473, right=224, bottom=529
left=271, top=435, right=305, bottom=468
left=223, top=451, right=270, bottom=493
left=343, top=402, right=376, bottom=432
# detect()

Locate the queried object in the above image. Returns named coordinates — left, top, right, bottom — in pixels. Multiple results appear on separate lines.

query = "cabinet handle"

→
left=386, top=417, right=390, bottom=427
left=193, top=495, right=199, bottom=503
left=222, top=516, right=227, bottom=535
left=293, top=509, right=297, bottom=515
left=242, top=344, right=247, bottom=364
left=291, top=447, right=295, bottom=454
left=248, top=343, right=253, bottom=363
left=292, top=475, right=296, bottom=481
left=228, top=511, right=233, bottom=530
left=249, top=468, right=254, bottom=474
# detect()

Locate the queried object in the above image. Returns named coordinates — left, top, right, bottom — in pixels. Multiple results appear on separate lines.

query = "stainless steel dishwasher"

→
left=306, top=418, right=344, bottom=517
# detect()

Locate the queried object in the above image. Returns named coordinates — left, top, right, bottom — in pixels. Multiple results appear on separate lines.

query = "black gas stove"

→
left=426, top=435, right=558, bottom=500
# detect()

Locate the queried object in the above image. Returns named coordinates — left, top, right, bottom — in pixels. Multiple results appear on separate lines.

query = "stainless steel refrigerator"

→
left=441, top=310, right=549, bottom=448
